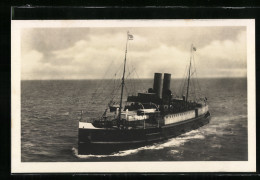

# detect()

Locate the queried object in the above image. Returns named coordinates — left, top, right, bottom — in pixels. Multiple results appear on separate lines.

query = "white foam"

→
left=72, top=129, right=205, bottom=159
left=169, top=150, right=179, bottom=154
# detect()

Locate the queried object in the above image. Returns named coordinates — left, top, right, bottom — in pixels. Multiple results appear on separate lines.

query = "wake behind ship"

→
left=78, top=32, right=211, bottom=155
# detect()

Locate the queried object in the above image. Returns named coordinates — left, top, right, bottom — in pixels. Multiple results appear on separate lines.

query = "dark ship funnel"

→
left=162, top=73, right=171, bottom=99
left=153, top=73, right=162, bottom=98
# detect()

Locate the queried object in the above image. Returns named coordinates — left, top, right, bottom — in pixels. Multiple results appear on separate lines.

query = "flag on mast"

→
left=193, top=47, right=196, bottom=51
left=128, top=33, right=134, bottom=40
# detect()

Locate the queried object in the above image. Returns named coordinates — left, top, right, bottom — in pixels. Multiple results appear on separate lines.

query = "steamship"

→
left=78, top=32, right=211, bottom=155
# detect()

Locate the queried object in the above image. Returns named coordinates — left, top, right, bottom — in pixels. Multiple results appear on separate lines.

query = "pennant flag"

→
left=193, top=47, right=196, bottom=51
left=128, top=33, right=134, bottom=40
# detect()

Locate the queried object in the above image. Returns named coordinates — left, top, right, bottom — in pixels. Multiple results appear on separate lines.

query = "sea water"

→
left=21, top=78, right=247, bottom=161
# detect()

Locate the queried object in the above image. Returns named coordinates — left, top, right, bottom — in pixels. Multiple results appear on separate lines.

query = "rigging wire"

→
left=91, top=62, right=124, bottom=103
left=128, top=43, right=137, bottom=95
left=91, top=60, right=115, bottom=99
left=192, top=51, right=203, bottom=97
left=178, top=45, right=205, bottom=102
left=126, top=64, right=134, bottom=95
left=133, top=68, right=147, bottom=92
left=125, top=66, right=137, bottom=96
left=179, top=63, right=189, bottom=97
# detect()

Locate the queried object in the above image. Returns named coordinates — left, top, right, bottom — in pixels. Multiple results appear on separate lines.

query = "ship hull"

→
left=78, top=113, right=210, bottom=155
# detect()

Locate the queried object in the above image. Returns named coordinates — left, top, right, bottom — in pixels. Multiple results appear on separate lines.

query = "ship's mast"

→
left=118, top=31, right=130, bottom=123
left=186, top=44, right=193, bottom=103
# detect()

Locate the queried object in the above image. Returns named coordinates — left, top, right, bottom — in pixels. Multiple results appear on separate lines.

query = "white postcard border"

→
left=11, top=19, right=256, bottom=173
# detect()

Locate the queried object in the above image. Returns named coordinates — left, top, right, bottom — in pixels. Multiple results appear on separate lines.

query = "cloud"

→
left=21, top=27, right=247, bottom=80
left=196, top=30, right=246, bottom=77
left=21, top=50, right=43, bottom=79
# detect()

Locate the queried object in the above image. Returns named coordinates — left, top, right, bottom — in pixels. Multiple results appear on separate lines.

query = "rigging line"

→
left=109, top=77, right=122, bottom=95
left=125, top=67, right=136, bottom=95
left=96, top=54, right=126, bottom=100
left=96, top=75, right=122, bottom=103
left=112, top=81, right=122, bottom=96
left=103, top=67, right=123, bottom=88
left=115, top=63, right=124, bottom=77
left=96, top=63, right=124, bottom=98
left=180, top=76, right=186, bottom=97
left=189, top=79, right=193, bottom=101
left=108, top=83, right=122, bottom=101
left=126, top=64, right=133, bottom=94
left=100, top=72, right=122, bottom=95
left=129, top=70, right=136, bottom=95
left=186, top=43, right=194, bottom=103
left=111, top=74, right=117, bottom=95
left=129, top=52, right=138, bottom=94
left=190, top=53, right=196, bottom=100
left=108, top=91, right=121, bottom=105
left=180, top=64, right=189, bottom=97
left=133, top=69, right=146, bottom=92
left=191, top=78, right=196, bottom=101
left=92, top=60, right=116, bottom=97
left=91, top=80, right=111, bottom=101
left=113, top=85, right=122, bottom=98
left=95, top=79, right=116, bottom=101
left=178, top=57, right=189, bottom=96
left=111, top=88, right=121, bottom=102
left=111, top=74, right=122, bottom=92
left=129, top=57, right=137, bottom=94
left=192, top=51, right=202, bottom=94
left=192, top=69, right=201, bottom=101
left=127, top=73, right=134, bottom=95
left=124, top=84, right=129, bottom=98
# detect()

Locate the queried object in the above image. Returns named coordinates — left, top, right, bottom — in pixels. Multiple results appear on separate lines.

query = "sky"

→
left=21, top=26, right=247, bottom=80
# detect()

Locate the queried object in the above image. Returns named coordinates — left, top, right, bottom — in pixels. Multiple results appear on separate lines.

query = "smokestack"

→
left=153, top=73, right=162, bottom=98
left=162, top=73, right=171, bottom=99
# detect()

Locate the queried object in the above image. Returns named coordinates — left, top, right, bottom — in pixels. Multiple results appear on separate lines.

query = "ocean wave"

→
left=72, top=129, right=205, bottom=159
left=169, top=150, right=179, bottom=154
left=211, top=114, right=247, bottom=122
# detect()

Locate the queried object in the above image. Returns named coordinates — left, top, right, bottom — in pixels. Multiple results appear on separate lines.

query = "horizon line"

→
left=21, top=77, right=247, bottom=81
